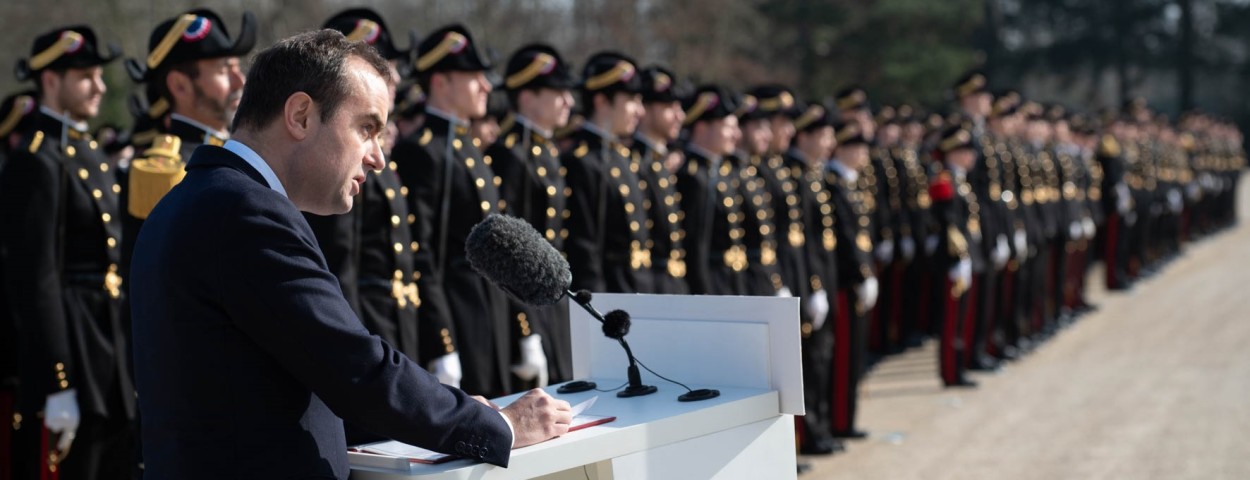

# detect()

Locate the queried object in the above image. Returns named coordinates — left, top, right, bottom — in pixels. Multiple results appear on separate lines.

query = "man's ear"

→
left=283, top=92, right=315, bottom=140
left=165, top=70, right=193, bottom=105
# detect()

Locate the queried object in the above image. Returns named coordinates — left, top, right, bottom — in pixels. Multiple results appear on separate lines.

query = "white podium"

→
left=349, top=294, right=803, bottom=480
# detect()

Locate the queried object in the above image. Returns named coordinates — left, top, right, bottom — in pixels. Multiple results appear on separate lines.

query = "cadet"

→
left=772, top=96, right=840, bottom=455
left=561, top=52, right=654, bottom=293
left=391, top=24, right=509, bottom=397
left=486, top=43, right=580, bottom=385
left=732, top=93, right=786, bottom=297
left=632, top=65, right=690, bottom=294
left=1, top=25, right=134, bottom=479
left=676, top=85, right=749, bottom=295
left=825, top=120, right=879, bottom=438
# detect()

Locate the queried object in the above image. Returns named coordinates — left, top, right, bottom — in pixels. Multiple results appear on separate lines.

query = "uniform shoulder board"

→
left=27, top=130, right=45, bottom=153
left=573, top=142, right=589, bottom=158
left=504, top=133, right=518, bottom=149
left=929, top=171, right=954, bottom=202
left=1098, top=134, right=1121, bottom=158
left=128, top=134, right=186, bottom=219
left=418, top=128, right=433, bottom=146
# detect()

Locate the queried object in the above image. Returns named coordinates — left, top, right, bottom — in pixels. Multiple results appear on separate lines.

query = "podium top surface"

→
left=349, top=380, right=779, bottom=479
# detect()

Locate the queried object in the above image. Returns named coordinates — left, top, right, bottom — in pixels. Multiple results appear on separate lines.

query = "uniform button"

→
left=466, top=157, right=475, bottom=168
left=407, top=214, right=416, bottom=225
left=561, top=209, right=571, bottom=219
left=473, top=138, right=482, bottom=148
left=100, top=163, right=109, bottom=173
left=537, top=166, right=547, bottom=177
left=668, top=213, right=679, bottom=224
left=546, top=229, right=556, bottom=240
left=493, top=176, right=502, bottom=187
left=531, top=146, right=542, bottom=156
left=102, top=213, right=111, bottom=222
left=111, top=184, right=121, bottom=194
left=107, top=237, right=117, bottom=248
left=389, top=161, right=398, bottom=171
left=475, top=178, right=486, bottom=188
left=391, top=215, right=401, bottom=226
left=393, top=242, right=403, bottom=253
left=89, top=140, right=99, bottom=150
left=564, top=187, right=573, bottom=197
left=480, top=201, right=490, bottom=211
left=66, top=146, right=77, bottom=157
left=386, top=189, right=395, bottom=199
left=483, top=155, right=493, bottom=166
left=453, top=139, right=463, bottom=150
left=411, top=242, right=419, bottom=252
left=630, top=221, right=640, bottom=231
left=624, top=203, right=635, bottom=213
left=78, top=168, right=89, bottom=180
left=547, top=207, right=556, bottom=218
left=547, top=186, right=557, bottom=196
left=400, top=186, right=409, bottom=196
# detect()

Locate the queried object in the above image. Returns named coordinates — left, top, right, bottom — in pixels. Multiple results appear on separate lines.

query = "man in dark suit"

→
left=130, top=30, right=570, bottom=480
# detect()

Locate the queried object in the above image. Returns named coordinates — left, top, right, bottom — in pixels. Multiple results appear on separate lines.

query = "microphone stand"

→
left=557, top=290, right=657, bottom=398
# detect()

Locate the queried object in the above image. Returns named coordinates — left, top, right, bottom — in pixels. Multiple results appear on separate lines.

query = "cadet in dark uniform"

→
left=486, top=43, right=579, bottom=386
left=1, top=25, right=134, bottom=479
left=928, top=125, right=983, bottom=388
left=310, top=7, right=423, bottom=372
left=0, top=90, right=39, bottom=480
left=676, top=85, right=749, bottom=296
left=120, top=8, right=255, bottom=305
left=746, top=85, right=809, bottom=304
left=561, top=52, right=654, bottom=294
left=779, top=102, right=846, bottom=448
left=633, top=65, right=690, bottom=294
left=733, top=94, right=786, bottom=297
left=824, top=120, right=879, bottom=439
left=391, top=24, right=511, bottom=396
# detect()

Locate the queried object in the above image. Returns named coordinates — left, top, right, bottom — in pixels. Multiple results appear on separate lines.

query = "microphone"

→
left=466, top=214, right=657, bottom=397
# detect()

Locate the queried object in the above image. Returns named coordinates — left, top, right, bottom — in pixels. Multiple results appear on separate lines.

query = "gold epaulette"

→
left=1098, top=134, right=1121, bottom=158
left=27, top=131, right=44, bottom=153
left=573, top=142, right=589, bottom=158
left=128, top=135, right=186, bottom=219
left=418, top=128, right=433, bottom=146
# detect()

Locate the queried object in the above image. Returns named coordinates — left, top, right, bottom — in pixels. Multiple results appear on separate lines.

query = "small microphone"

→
left=467, top=215, right=656, bottom=398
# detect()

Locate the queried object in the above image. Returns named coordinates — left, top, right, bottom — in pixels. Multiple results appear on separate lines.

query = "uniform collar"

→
left=170, top=113, right=229, bottom=146
left=633, top=133, right=667, bottom=156
left=686, top=143, right=723, bottom=165
left=827, top=158, right=858, bottom=183
left=514, top=115, right=553, bottom=140
left=581, top=120, right=619, bottom=144
left=425, top=106, right=469, bottom=128
left=38, top=105, right=89, bottom=133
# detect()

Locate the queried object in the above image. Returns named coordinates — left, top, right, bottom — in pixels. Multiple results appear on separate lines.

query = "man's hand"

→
left=500, top=389, right=572, bottom=448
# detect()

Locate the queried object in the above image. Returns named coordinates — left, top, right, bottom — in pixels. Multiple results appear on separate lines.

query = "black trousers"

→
left=13, top=411, right=133, bottom=480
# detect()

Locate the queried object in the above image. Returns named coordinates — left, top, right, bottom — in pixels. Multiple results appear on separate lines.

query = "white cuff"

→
left=497, top=409, right=516, bottom=449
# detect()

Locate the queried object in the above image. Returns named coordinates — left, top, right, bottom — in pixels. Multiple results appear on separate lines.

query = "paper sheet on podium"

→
left=350, top=397, right=614, bottom=465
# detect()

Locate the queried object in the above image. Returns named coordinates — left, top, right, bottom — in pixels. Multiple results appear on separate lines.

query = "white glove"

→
left=992, top=234, right=1010, bottom=270
left=45, top=389, right=79, bottom=453
left=1068, top=221, right=1082, bottom=241
left=1186, top=182, right=1201, bottom=201
left=1167, top=189, right=1183, bottom=214
left=776, top=286, right=794, bottom=297
left=924, top=234, right=939, bottom=256
left=856, top=276, right=879, bottom=310
left=1081, top=217, right=1096, bottom=240
left=1013, top=229, right=1028, bottom=262
left=949, top=258, right=972, bottom=290
left=806, top=289, right=830, bottom=332
left=899, top=236, right=916, bottom=262
left=874, top=239, right=895, bottom=264
left=1125, top=211, right=1138, bottom=227
left=428, top=353, right=462, bottom=388
left=511, top=334, right=549, bottom=386
left=1116, top=183, right=1132, bottom=214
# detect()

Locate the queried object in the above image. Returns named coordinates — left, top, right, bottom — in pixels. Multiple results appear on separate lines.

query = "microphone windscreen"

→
left=603, top=309, right=631, bottom=339
left=572, top=290, right=593, bottom=306
left=466, top=214, right=572, bottom=306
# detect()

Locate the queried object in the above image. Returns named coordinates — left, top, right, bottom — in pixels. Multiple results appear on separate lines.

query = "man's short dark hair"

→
left=231, top=29, right=393, bottom=133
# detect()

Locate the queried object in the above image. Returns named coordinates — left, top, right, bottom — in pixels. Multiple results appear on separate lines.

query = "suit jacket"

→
left=130, top=145, right=511, bottom=479
left=0, top=111, right=133, bottom=418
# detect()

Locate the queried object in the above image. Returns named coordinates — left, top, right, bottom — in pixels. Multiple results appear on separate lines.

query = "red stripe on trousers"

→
left=41, top=426, right=58, bottom=480
left=1104, top=213, right=1120, bottom=288
left=961, top=277, right=979, bottom=368
left=832, top=289, right=852, bottom=432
